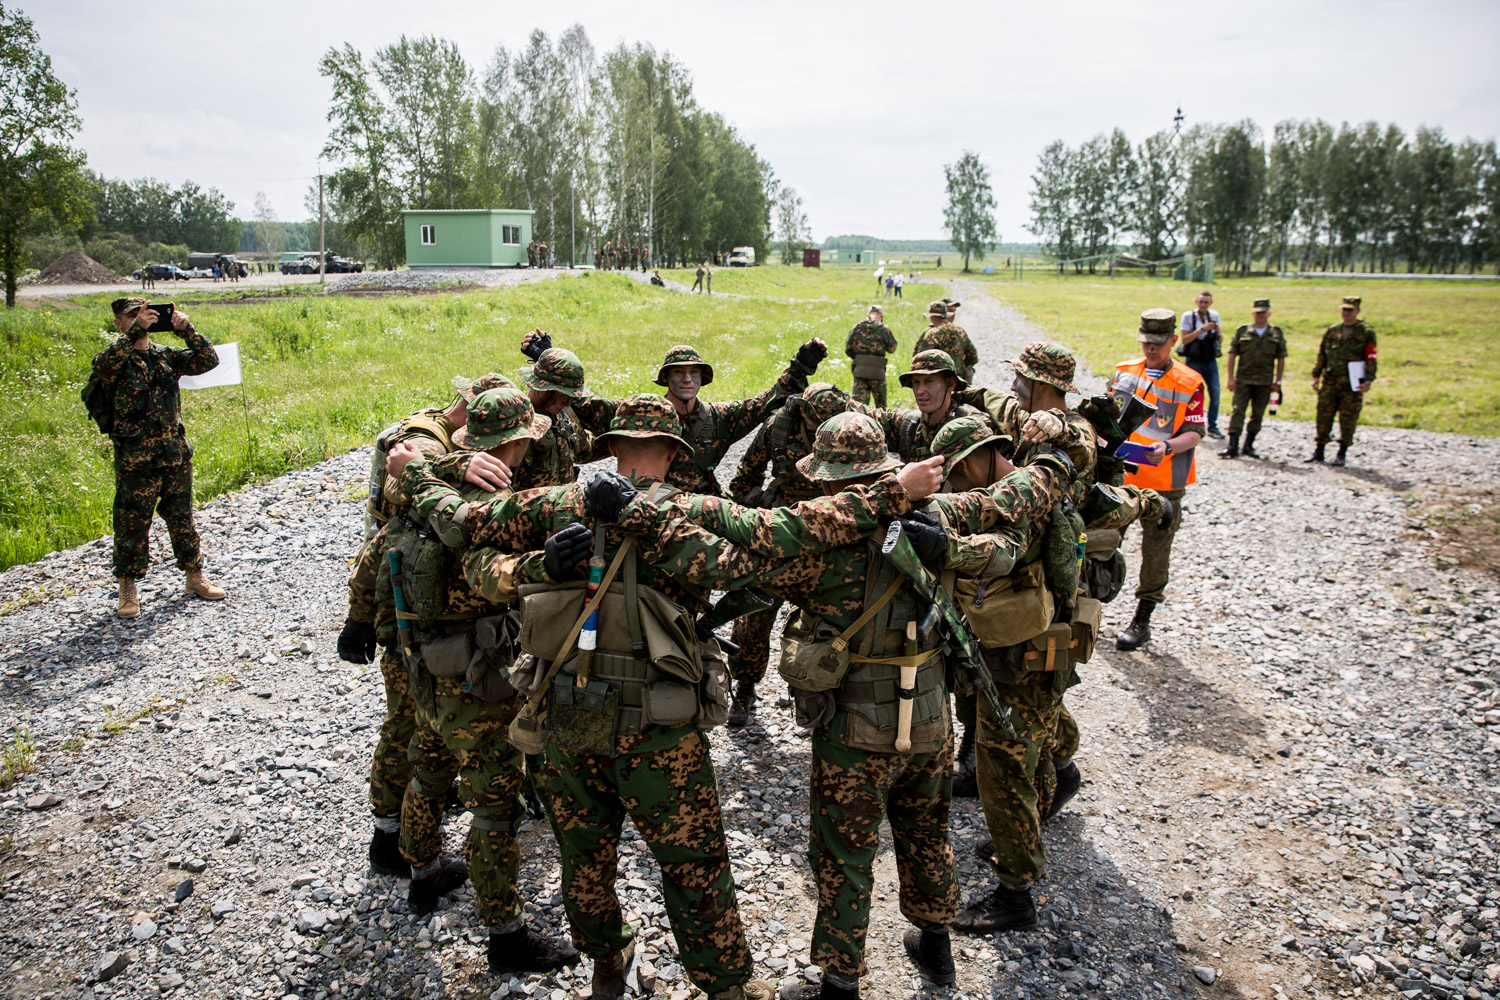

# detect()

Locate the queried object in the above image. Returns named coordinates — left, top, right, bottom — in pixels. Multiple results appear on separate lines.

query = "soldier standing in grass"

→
left=693, top=263, right=706, bottom=292
left=845, top=305, right=898, bottom=406
left=1307, top=295, right=1377, bottom=467
left=91, top=298, right=225, bottom=619
left=1220, top=298, right=1286, bottom=460
left=913, top=300, right=978, bottom=383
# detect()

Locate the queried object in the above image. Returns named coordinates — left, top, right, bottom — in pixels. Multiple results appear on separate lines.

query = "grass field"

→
left=972, top=271, right=1500, bottom=436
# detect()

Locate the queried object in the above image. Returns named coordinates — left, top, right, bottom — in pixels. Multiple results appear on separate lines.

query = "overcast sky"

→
left=31, top=0, right=1500, bottom=242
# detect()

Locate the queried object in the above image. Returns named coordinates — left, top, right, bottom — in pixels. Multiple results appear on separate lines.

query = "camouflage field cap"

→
left=796, top=411, right=901, bottom=482
left=926, top=300, right=949, bottom=318
left=931, top=414, right=1006, bottom=476
left=1253, top=298, right=1271, bottom=311
left=868, top=304, right=883, bottom=315
left=453, top=372, right=517, bottom=402
left=899, top=348, right=968, bottom=390
left=1341, top=295, right=1362, bottom=309
left=594, top=393, right=695, bottom=455
left=1137, top=308, right=1177, bottom=344
left=944, top=297, right=961, bottom=310
left=1009, top=342, right=1080, bottom=394
left=654, top=345, right=715, bottom=387
left=111, top=296, right=149, bottom=316
left=801, top=382, right=851, bottom=424
left=453, top=387, right=552, bottom=450
left=520, top=347, right=591, bottom=399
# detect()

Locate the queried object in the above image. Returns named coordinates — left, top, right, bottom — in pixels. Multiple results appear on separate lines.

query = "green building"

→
left=401, top=209, right=536, bottom=267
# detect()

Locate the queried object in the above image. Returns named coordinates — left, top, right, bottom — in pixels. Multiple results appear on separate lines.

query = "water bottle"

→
left=1268, top=387, right=1282, bottom=416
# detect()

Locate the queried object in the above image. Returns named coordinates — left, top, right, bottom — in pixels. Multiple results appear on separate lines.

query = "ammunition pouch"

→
left=777, top=576, right=903, bottom=693
left=519, top=579, right=702, bottom=684
left=1082, top=529, right=1127, bottom=603
left=837, top=646, right=947, bottom=754
left=417, top=610, right=520, bottom=703
left=981, top=597, right=1102, bottom=690
left=953, top=562, right=1054, bottom=649
left=850, top=353, right=888, bottom=379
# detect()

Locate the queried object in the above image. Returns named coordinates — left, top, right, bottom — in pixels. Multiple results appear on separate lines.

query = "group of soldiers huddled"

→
left=336, top=301, right=1169, bottom=1000
left=527, top=241, right=552, bottom=269
left=597, top=241, right=649, bottom=272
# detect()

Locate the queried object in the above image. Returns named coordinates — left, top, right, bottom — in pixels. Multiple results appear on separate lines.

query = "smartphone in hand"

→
left=145, top=303, right=176, bottom=333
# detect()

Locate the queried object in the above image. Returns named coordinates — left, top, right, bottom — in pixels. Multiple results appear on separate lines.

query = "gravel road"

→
left=0, top=279, right=1496, bottom=1000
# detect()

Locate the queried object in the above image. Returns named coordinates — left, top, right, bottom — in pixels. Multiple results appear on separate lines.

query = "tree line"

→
left=1028, top=119, right=1500, bottom=275
left=319, top=26, right=778, bottom=270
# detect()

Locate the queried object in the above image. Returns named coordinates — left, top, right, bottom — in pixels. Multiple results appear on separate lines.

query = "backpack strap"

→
left=830, top=575, right=904, bottom=655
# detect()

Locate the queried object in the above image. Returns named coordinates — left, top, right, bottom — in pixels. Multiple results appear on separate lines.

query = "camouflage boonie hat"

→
left=868, top=304, right=883, bottom=315
left=899, top=348, right=968, bottom=390
left=1341, top=295, right=1361, bottom=309
left=944, top=297, right=961, bottom=310
left=453, top=372, right=517, bottom=402
left=111, top=296, right=149, bottom=316
left=520, top=348, right=591, bottom=399
left=1009, top=342, right=1080, bottom=394
left=927, top=300, right=949, bottom=317
left=796, top=412, right=901, bottom=482
left=1253, top=298, right=1271, bottom=311
left=801, top=382, right=851, bottom=425
left=594, top=393, right=695, bottom=455
left=654, top=345, right=715, bottom=387
left=931, top=415, right=1005, bottom=476
left=1137, top=308, right=1177, bottom=344
left=453, top=387, right=552, bottom=450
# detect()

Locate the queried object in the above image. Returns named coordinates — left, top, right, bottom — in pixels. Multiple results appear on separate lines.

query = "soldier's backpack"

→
left=81, top=352, right=114, bottom=434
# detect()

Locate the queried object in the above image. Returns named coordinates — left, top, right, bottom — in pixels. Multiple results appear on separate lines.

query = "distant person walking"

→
left=844, top=304, right=898, bottom=406
left=705, top=265, right=713, bottom=295
left=140, top=264, right=153, bottom=291
left=212, top=264, right=221, bottom=283
left=1177, top=290, right=1224, bottom=439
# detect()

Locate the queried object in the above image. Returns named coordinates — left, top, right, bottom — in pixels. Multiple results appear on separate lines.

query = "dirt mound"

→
left=34, top=250, right=120, bottom=285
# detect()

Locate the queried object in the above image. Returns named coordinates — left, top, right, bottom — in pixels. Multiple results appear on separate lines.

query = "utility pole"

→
left=570, top=172, right=576, bottom=269
left=318, top=171, right=326, bottom=284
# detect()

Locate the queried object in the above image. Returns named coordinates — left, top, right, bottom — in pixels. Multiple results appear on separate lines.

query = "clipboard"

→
left=1115, top=441, right=1162, bottom=466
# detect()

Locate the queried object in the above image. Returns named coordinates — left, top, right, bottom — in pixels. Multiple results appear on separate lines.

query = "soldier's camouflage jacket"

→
left=844, top=320, right=897, bottom=359
left=912, top=323, right=978, bottom=376
left=726, top=406, right=820, bottom=505
left=512, top=406, right=590, bottom=490
left=860, top=401, right=992, bottom=463
left=92, top=324, right=219, bottom=471
left=1312, top=320, right=1377, bottom=389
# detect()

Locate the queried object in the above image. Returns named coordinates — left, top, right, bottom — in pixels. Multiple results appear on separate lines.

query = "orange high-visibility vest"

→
left=1112, top=358, right=1206, bottom=491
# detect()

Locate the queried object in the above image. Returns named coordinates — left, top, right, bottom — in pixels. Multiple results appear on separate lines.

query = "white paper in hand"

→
left=1347, top=360, right=1366, bottom=388
left=179, top=342, right=242, bottom=389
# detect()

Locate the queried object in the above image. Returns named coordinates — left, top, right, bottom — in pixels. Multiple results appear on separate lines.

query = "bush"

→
left=82, top=233, right=190, bottom=276
left=22, top=232, right=83, bottom=272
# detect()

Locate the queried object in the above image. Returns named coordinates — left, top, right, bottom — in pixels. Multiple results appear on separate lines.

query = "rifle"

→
left=695, top=587, right=776, bottom=657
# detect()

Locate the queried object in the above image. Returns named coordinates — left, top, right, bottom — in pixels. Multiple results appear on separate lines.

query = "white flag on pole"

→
left=179, top=342, right=242, bottom=390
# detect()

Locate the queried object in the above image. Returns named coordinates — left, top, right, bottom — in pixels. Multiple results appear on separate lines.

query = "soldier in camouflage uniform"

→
left=913, top=300, right=978, bottom=382
left=1220, top=298, right=1287, bottom=460
left=861, top=349, right=993, bottom=463
left=724, top=383, right=858, bottom=727
left=515, top=339, right=593, bottom=490
left=1307, top=295, right=1377, bottom=467
left=340, top=371, right=515, bottom=877
left=93, top=298, right=226, bottom=620
left=844, top=305, right=898, bottom=406
left=528, top=241, right=538, bottom=268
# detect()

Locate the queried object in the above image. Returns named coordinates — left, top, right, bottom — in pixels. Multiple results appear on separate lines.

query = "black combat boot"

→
left=951, top=724, right=979, bottom=798
left=368, top=826, right=409, bottom=877
left=728, top=681, right=758, bottom=729
left=902, top=927, right=956, bottom=986
left=1044, top=761, right=1082, bottom=822
left=953, top=883, right=1038, bottom=934
left=1115, top=600, right=1156, bottom=651
left=1242, top=431, right=1260, bottom=459
left=589, top=940, right=636, bottom=1000
left=407, top=855, right=469, bottom=915
left=1331, top=444, right=1348, bottom=467
left=1304, top=443, right=1326, bottom=463
left=1217, top=434, right=1239, bottom=459
left=488, top=924, right=581, bottom=974
left=778, top=977, right=859, bottom=1000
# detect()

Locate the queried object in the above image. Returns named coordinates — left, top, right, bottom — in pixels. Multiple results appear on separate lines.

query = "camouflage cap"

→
left=654, top=344, right=715, bottom=387
left=1253, top=298, right=1271, bottom=311
left=453, top=387, right=552, bottom=450
left=1341, top=295, right=1362, bottom=309
left=1009, top=342, right=1080, bottom=394
left=796, top=412, right=901, bottom=482
left=931, top=415, right=1005, bottom=476
left=801, top=382, right=852, bottom=425
left=1137, top=308, right=1177, bottom=344
left=899, top=348, right=968, bottom=390
left=944, top=298, right=961, bottom=310
left=453, top=372, right=518, bottom=402
left=927, top=300, right=949, bottom=317
left=520, top=347, right=591, bottom=399
left=111, top=296, right=149, bottom=316
left=594, top=393, right=695, bottom=455
left=868, top=304, right=883, bottom=315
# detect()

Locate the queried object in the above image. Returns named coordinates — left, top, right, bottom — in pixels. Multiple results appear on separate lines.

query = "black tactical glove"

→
left=1155, top=495, right=1175, bottom=532
left=899, top=516, right=948, bottom=574
left=521, top=330, right=553, bottom=361
left=337, top=618, right=377, bottom=664
left=544, top=523, right=594, bottom=582
left=902, top=509, right=940, bottom=528
left=794, top=338, right=828, bottom=373
left=585, top=470, right=638, bottom=523
left=1031, top=446, right=1076, bottom=486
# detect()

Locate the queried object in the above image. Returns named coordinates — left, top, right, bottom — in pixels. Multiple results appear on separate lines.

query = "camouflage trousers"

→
left=400, top=675, right=522, bottom=927
left=111, top=461, right=202, bottom=579
left=1315, top=386, right=1364, bottom=446
left=728, top=602, right=780, bottom=685
left=543, top=726, right=752, bottom=995
left=368, top=646, right=418, bottom=818
left=1227, top=383, right=1274, bottom=437
left=1125, top=487, right=1184, bottom=605
left=974, top=674, right=1064, bottom=886
left=851, top=377, right=888, bottom=408
left=808, top=716, right=960, bottom=981
left=1052, top=701, right=1079, bottom=768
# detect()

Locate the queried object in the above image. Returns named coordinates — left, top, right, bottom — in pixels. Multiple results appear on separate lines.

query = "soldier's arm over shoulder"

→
left=727, top=422, right=773, bottom=503
left=461, top=545, right=534, bottom=604
left=686, top=474, right=910, bottom=556
left=979, top=464, right=1064, bottom=531
left=382, top=434, right=453, bottom=506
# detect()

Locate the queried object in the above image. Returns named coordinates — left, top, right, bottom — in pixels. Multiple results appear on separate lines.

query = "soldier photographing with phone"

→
left=86, top=297, right=227, bottom=618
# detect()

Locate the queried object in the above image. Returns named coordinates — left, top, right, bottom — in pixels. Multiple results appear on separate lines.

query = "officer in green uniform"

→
left=844, top=305, right=898, bottom=406
left=1220, top=298, right=1286, bottom=460
left=912, top=300, right=978, bottom=383
left=1307, top=295, right=1377, bottom=467
left=862, top=349, right=993, bottom=463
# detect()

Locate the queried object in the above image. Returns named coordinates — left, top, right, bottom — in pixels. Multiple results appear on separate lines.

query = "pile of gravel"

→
left=326, top=268, right=566, bottom=294
left=34, top=250, right=120, bottom=285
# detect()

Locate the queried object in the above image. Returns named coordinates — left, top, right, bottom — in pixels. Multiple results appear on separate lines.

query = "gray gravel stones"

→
left=326, top=267, right=568, bottom=294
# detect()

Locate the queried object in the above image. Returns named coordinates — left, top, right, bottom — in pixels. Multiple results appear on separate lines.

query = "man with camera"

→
left=1177, top=290, right=1224, bottom=440
left=93, top=297, right=226, bottom=618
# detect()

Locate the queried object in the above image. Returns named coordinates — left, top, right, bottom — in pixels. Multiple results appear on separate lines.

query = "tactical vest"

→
left=681, top=403, right=723, bottom=493
left=366, top=410, right=456, bottom=537
left=763, top=408, right=818, bottom=503
left=893, top=404, right=973, bottom=464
